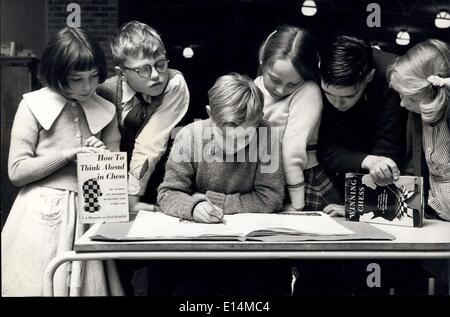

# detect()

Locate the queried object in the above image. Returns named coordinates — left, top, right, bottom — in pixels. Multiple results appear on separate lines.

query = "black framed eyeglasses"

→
left=123, top=59, right=169, bottom=78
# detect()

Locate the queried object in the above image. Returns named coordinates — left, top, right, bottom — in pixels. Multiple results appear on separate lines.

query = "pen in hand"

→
left=205, top=197, right=226, bottom=224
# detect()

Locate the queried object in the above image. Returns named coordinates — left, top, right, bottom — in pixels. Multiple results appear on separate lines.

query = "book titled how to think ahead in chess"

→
left=77, top=152, right=129, bottom=224
left=344, top=173, right=424, bottom=227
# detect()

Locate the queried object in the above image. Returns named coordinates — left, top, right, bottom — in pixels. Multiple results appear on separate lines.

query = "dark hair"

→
left=38, top=27, right=107, bottom=95
left=259, top=25, right=319, bottom=82
left=320, top=36, right=373, bottom=87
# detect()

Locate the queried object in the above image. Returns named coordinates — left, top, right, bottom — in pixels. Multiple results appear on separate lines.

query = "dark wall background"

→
left=1, top=0, right=47, bottom=57
left=118, top=0, right=450, bottom=121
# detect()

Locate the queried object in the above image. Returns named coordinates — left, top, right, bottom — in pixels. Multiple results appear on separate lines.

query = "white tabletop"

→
left=74, top=218, right=450, bottom=254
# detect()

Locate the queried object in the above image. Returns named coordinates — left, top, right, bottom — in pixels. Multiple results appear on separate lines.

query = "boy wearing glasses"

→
left=97, top=21, right=189, bottom=296
left=98, top=21, right=189, bottom=212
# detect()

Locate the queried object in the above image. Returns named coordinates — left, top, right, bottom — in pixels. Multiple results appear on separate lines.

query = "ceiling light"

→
left=301, top=0, right=317, bottom=16
left=435, top=10, right=450, bottom=29
left=183, top=47, right=194, bottom=58
left=396, top=30, right=410, bottom=46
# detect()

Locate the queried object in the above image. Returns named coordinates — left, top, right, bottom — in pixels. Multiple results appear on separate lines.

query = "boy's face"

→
left=213, top=122, right=258, bottom=154
left=66, top=69, right=100, bottom=102
left=120, top=53, right=169, bottom=97
left=321, top=81, right=367, bottom=111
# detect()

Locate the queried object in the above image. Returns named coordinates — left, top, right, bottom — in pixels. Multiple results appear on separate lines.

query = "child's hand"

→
left=370, top=157, right=399, bottom=186
left=129, top=194, right=157, bottom=212
left=323, top=204, right=345, bottom=217
left=84, top=136, right=106, bottom=149
left=192, top=192, right=206, bottom=199
left=362, top=155, right=399, bottom=186
left=62, top=147, right=103, bottom=161
left=193, top=201, right=224, bottom=223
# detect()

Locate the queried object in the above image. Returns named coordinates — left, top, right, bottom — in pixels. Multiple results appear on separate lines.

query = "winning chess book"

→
left=344, top=173, right=424, bottom=227
left=77, top=152, right=129, bottom=224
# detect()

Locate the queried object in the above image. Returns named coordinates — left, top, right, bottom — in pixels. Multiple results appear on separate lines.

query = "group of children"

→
left=1, top=20, right=449, bottom=296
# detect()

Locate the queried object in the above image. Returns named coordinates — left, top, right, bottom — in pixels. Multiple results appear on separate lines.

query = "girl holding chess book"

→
left=1, top=27, right=122, bottom=296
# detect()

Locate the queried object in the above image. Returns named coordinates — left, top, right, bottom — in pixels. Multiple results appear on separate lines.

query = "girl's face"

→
left=262, top=58, right=303, bottom=100
left=66, top=69, right=100, bottom=102
left=399, top=94, right=421, bottom=114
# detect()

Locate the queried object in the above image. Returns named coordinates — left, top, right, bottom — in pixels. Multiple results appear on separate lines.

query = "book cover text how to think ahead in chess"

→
left=77, top=152, right=129, bottom=224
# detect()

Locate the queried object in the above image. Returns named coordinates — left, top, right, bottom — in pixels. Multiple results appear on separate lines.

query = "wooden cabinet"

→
left=1, top=57, right=40, bottom=228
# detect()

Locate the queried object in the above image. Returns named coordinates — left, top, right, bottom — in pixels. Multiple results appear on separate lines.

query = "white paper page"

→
left=126, top=211, right=354, bottom=239
left=225, top=212, right=354, bottom=236
left=126, top=211, right=244, bottom=239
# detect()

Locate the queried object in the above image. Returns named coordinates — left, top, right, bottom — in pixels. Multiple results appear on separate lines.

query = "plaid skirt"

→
left=304, top=165, right=342, bottom=210
left=284, top=165, right=342, bottom=211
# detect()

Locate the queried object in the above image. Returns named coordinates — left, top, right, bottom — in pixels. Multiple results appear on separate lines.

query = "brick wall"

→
left=47, top=0, right=118, bottom=74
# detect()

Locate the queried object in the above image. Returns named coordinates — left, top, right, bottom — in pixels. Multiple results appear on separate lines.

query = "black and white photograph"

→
left=1, top=0, right=449, bottom=309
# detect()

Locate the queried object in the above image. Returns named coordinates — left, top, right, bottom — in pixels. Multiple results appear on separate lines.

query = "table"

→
left=43, top=219, right=450, bottom=296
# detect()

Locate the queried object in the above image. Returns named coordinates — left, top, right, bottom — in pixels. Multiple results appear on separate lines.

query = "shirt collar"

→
left=121, top=80, right=153, bottom=104
left=23, top=87, right=116, bottom=134
left=121, top=79, right=136, bottom=104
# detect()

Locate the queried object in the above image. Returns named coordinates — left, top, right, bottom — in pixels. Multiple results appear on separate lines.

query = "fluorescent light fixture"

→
left=301, top=0, right=317, bottom=16
left=435, top=10, right=450, bottom=29
left=183, top=47, right=194, bottom=58
left=396, top=30, right=410, bottom=46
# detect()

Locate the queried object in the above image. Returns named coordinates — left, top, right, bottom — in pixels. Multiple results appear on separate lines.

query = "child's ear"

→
left=115, top=66, right=125, bottom=79
left=205, top=105, right=211, bottom=118
left=365, top=69, right=376, bottom=84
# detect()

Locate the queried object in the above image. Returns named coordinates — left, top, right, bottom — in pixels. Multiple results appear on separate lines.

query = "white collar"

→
left=121, top=79, right=137, bottom=104
left=23, top=87, right=116, bottom=134
left=121, top=80, right=153, bottom=104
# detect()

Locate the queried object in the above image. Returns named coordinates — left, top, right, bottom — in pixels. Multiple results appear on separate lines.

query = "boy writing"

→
left=158, top=73, right=285, bottom=220
left=156, top=73, right=290, bottom=295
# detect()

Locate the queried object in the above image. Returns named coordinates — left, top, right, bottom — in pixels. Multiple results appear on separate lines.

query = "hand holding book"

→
left=63, top=136, right=109, bottom=162
left=84, top=136, right=106, bottom=149
left=361, top=155, right=400, bottom=186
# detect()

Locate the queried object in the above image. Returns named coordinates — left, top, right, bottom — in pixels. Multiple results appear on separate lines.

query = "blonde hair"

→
left=111, top=21, right=166, bottom=66
left=208, top=73, right=264, bottom=127
left=388, top=39, right=450, bottom=124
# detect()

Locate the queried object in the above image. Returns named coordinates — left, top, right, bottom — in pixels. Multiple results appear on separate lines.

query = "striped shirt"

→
left=422, top=117, right=450, bottom=220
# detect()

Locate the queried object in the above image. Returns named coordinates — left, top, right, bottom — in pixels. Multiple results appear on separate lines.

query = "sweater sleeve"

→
left=317, top=105, right=368, bottom=174
left=283, top=82, right=322, bottom=209
left=157, top=126, right=205, bottom=220
left=8, top=99, right=69, bottom=187
left=96, top=77, right=120, bottom=105
left=100, top=112, right=121, bottom=152
left=205, top=128, right=285, bottom=214
left=128, top=74, right=190, bottom=196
